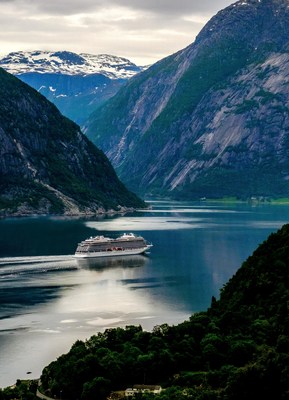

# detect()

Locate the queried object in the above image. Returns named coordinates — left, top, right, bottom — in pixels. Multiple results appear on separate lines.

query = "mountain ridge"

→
left=86, top=0, right=289, bottom=199
left=0, top=50, right=142, bottom=79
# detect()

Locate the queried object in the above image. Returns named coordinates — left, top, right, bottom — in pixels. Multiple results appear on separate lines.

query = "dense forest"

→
left=3, top=223, right=289, bottom=399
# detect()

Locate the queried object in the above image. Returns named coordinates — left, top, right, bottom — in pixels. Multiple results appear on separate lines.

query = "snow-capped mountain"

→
left=0, top=51, right=143, bottom=125
left=0, top=50, right=141, bottom=79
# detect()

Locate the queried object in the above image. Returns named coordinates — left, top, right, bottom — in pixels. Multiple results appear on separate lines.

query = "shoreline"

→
left=2, top=197, right=289, bottom=219
left=0, top=206, right=143, bottom=220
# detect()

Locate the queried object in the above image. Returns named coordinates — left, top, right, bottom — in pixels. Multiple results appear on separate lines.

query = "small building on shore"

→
left=125, top=385, right=162, bottom=397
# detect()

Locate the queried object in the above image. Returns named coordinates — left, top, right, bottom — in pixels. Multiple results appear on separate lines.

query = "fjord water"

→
left=1, top=201, right=289, bottom=387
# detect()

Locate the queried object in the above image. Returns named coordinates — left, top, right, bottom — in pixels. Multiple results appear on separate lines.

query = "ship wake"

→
left=0, top=255, right=76, bottom=279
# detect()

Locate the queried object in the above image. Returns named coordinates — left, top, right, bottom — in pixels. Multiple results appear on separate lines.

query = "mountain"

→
left=0, top=68, right=145, bottom=217
left=86, top=0, right=289, bottom=199
left=38, top=223, right=289, bottom=399
left=0, top=51, right=143, bottom=125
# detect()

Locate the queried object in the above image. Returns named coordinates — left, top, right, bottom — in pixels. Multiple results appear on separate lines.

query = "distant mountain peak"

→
left=0, top=50, right=142, bottom=79
left=0, top=50, right=144, bottom=125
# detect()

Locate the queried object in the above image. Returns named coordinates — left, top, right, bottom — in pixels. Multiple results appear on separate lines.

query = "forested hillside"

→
left=37, top=223, right=289, bottom=399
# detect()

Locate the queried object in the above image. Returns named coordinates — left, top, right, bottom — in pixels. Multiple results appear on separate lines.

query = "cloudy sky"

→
left=0, top=0, right=234, bottom=65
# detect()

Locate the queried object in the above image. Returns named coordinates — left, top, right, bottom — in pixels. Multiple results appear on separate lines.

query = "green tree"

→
left=81, top=377, right=111, bottom=400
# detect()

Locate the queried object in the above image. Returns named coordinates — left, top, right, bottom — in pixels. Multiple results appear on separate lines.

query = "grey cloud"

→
left=5, top=0, right=104, bottom=15
left=98, top=14, right=203, bottom=35
left=111, top=0, right=233, bottom=17
left=6, top=0, right=234, bottom=17
left=0, top=0, right=234, bottom=64
left=29, top=0, right=102, bottom=15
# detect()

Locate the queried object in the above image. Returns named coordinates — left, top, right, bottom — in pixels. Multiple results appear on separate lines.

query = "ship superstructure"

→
left=75, top=233, right=152, bottom=258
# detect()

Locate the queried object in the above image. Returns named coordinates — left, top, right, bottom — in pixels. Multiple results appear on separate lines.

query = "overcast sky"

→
left=0, top=0, right=234, bottom=65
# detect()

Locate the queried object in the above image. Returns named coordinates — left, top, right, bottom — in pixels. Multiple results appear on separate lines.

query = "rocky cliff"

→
left=0, top=68, right=145, bottom=217
left=86, top=0, right=289, bottom=199
left=0, top=51, right=143, bottom=126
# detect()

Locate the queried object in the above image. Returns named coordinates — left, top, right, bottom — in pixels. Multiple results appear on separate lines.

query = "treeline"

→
left=34, top=225, right=289, bottom=398
left=0, top=380, right=38, bottom=400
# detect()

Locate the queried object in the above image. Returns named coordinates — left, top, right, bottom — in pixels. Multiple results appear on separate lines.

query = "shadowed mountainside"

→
left=0, top=68, right=145, bottom=217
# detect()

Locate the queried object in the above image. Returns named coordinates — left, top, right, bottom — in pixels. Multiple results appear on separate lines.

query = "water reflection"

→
left=76, top=255, right=148, bottom=271
left=119, top=275, right=188, bottom=291
left=85, top=216, right=205, bottom=231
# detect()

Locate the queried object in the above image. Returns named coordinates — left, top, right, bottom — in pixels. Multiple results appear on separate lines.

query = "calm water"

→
left=0, top=201, right=289, bottom=387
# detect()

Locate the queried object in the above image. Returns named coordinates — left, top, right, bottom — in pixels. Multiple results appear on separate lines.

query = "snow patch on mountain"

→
left=0, top=50, right=142, bottom=79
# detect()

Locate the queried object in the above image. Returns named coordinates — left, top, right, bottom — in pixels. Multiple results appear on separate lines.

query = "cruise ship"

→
left=74, top=233, right=153, bottom=258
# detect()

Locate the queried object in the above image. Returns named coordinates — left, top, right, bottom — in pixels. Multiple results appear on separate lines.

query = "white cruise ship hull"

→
left=74, top=245, right=152, bottom=258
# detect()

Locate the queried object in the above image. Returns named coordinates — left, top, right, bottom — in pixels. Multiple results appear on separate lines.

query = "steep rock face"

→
left=0, top=68, right=145, bottom=217
left=86, top=0, right=289, bottom=198
left=0, top=51, right=143, bottom=126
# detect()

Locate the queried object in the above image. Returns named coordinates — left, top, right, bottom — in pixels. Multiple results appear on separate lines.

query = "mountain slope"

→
left=0, top=68, right=145, bottom=217
left=0, top=51, right=143, bottom=125
left=86, top=0, right=289, bottom=199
